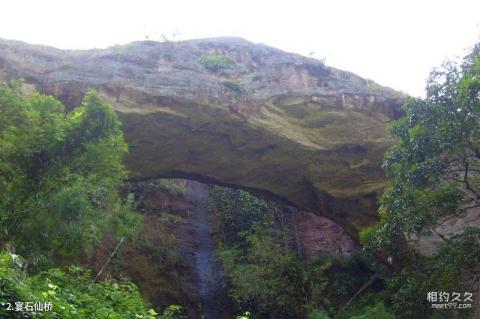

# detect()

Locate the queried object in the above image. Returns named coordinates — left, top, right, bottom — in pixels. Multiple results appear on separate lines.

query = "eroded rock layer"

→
left=0, top=37, right=405, bottom=233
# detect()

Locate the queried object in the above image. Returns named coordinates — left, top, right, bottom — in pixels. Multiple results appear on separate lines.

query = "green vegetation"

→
left=218, top=228, right=312, bottom=318
left=208, top=187, right=272, bottom=246
left=209, top=187, right=313, bottom=318
left=360, top=43, right=480, bottom=318
left=199, top=55, right=235, bottom=72
left=0, top=82, right=140, bottom=266
left=0, top=252, right=159, bottom=318
left=0, top=251, right=187, bottom=318
left=0, top=82, right=186, bottom=318
left=208, top=187, right=395, bottom=319
left=367, top=44, right=480, bottom=243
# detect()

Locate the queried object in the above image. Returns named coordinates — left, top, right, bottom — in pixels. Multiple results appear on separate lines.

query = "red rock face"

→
left=293, top=211, right=358, bottom=258
left=410, top=203, right=480, bottom=256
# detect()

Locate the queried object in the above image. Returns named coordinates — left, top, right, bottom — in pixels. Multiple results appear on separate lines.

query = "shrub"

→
left=0, top=82, right=140, bottom=268
left=199, top=55, right=235, bottom=72
left=159, top=305, right=187, bottom=319
left=0, top=251, right=158, bottom=318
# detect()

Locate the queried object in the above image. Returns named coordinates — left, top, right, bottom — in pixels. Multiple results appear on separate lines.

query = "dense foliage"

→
left=0, top=252, right=188, bottom=318
left=361, top=43, right=480, bottom=318
left=0, top=84, right=190, bottom=318
left=0, top=82, right=140, bottom=266
left=0, top=252, right=158, bottom=318
left=209, top=187, right=395, bottom=319
left=364, top=44, right=480, bottom=246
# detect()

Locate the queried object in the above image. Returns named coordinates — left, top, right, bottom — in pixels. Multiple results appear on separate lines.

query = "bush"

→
left=159, top=305, right=187, bottom=319
left=210, top=186, right=389, bottom=319
left=0, top=251, right=158, bottom=318
left=216, top=210, right=334, bottom=319
left=199, top=55, right=235, bottom=72
left=0, top=82, right=140, bottom=268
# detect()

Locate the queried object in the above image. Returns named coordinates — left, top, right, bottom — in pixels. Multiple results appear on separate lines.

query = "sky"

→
left=1, top=0, right=480, bottom=97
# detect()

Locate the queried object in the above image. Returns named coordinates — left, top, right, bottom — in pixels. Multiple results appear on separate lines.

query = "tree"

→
left=0, top=82, right=139, bottom=267
left=361, top=43, right=480, bottom=318
left=218, top=226, right=309, bottom=319
left=363, top=43, right=480, bottom=249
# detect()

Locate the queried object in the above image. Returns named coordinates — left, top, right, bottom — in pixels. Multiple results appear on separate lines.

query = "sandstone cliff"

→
left=0, top=37, right=406, bottom=234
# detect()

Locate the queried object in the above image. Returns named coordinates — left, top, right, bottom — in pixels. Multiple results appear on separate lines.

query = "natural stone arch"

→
left=0, top=37, right=405, bottom=235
